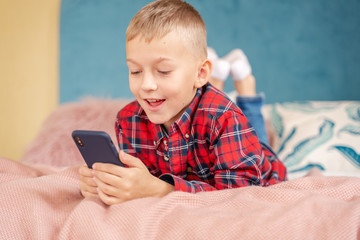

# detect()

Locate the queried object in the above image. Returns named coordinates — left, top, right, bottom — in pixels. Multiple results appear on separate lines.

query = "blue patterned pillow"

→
left=264, top=101, right=360, bottom=178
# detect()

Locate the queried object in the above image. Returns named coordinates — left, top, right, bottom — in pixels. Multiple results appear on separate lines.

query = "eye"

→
left=130, top=70, right=142, bottom=75
left=158, top=70, right=171, bottom=75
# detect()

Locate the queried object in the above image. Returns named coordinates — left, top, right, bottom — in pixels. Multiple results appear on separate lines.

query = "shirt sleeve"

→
left=114, top=111, right=155, bottom=171
left=116, top=118, right=219, bottom=192
left=161, top=110, right=286, bottom=193
left=211, top=110, right=265, bottom=188
left=159, top=174, right=218, bottom=193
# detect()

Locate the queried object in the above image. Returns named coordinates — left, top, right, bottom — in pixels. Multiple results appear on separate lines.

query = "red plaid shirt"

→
left=115, top=83, right=287, bottom=193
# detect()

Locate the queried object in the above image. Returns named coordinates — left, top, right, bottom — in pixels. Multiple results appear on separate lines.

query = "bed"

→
left=1, top=98, right=359, bottom=239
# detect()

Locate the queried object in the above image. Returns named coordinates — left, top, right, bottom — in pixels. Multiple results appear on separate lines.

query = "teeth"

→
left=147, top=99, right=162, bottom=103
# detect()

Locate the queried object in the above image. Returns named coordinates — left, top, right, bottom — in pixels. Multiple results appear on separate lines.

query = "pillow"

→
left=264, top=101, right=360, bottom=178
left=21, top=98, right=132, bottom=167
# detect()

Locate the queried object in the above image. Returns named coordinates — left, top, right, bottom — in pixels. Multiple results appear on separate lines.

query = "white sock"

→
left=207, top=47, right=218, bottom=62
left=223, top=49, right=252, bottom=81
left=207, top=47, right=230, bottom=81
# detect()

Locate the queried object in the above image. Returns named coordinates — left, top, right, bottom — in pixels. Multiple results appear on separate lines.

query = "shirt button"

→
left=185, top=133, right=190, bottom=139
left=153, top=141, right=157, bottom=146
left=164, top=140, right=168, bottom=146
left=164, top=155, right=169, bottom=162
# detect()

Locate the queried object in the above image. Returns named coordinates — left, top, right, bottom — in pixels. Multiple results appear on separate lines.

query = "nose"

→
left=141, top=72, right=158, bottom=91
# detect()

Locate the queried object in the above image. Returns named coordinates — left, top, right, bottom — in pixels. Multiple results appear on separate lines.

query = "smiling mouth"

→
left=145, top=99, right=165, bottom=108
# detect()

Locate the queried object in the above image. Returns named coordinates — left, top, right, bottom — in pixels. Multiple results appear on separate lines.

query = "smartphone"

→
left=72, top=130, right=124, bottom=168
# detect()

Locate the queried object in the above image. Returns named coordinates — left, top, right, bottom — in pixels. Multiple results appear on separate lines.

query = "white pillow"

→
left=264, top=101, right=360, bottom=178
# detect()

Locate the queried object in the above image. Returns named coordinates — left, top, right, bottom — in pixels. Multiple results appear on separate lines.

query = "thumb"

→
left=119, top=150, right=145, bottom=169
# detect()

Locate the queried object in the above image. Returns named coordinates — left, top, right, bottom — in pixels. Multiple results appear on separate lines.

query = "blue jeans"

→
left=236, top=93, right=268, bottom=145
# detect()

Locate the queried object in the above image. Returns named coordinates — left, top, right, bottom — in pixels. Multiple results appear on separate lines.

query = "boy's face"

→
left=126, top=30, right=207, bottom=131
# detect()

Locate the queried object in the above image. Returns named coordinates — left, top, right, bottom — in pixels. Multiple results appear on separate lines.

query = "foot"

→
left=207, top=47, right=230, bottom=90
left=223, top=49, right=252, bottom=81
left=224, top=49, right=255, bottom=96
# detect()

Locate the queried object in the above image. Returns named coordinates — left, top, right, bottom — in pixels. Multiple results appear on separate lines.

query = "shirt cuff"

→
left=159, top=173, right=210, bottom=193
left=160, top=173, right=194, bottom=192
left=159, top=174, right=175, bottom=186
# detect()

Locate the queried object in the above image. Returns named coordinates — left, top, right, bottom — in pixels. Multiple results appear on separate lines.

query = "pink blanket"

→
left=1, top=157, right=359, bottom=239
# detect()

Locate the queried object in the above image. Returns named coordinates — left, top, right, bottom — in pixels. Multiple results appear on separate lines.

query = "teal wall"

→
left=60, top=0, right=360, bottom=103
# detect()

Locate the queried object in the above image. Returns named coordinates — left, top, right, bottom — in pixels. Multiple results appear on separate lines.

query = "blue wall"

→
left=60, top=0, right=360, bottom=103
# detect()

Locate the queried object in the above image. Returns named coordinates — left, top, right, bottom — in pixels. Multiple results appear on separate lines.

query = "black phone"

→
left=72, top=130, right=124, bottom=168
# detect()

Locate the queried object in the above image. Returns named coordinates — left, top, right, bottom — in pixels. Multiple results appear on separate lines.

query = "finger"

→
left=80, top=179, right=98, bottom=195
left=81, top=189, right=98, bottom=198
left=94, top=170, right=124, bottom=187
left=79, top=164, right=93, bottom=177
left=94, top=176, right=122, bottom=198
left=81, top=187, right=98, bottom=196
left=119, top=151, right=146, bottom=169
left=93, top=163, right=124, bottom=175
left=81, top=175, right=97, bottom=187
left=97, top=188, right=124, bottom=205
left=94, top=161, right=141, bottom=184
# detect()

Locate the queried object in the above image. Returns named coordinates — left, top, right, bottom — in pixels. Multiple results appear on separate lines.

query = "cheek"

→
left=129, top=79, right=139, bottom=96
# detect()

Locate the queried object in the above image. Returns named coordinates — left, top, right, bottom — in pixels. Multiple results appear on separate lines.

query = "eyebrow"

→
left=126, top=57, right=174, bottom=65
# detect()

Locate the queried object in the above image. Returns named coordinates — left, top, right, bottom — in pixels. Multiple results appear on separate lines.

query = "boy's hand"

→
left=92, top=151, right=174, bottom=205
left=79, top=164, right=98, bottom=198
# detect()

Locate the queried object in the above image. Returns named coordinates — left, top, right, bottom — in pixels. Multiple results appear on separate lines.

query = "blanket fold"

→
left=0, top=157, right=359, bottom=240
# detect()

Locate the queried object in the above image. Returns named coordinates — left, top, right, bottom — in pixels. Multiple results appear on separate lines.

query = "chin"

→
left=146, top=115, right=166, bottom=125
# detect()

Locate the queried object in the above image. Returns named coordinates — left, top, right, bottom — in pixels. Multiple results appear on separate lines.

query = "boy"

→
left=79, top=0, right=286, bottom=205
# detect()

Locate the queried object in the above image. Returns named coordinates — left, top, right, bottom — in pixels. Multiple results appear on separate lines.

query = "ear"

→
left=194, top=59, right=212, bottom=88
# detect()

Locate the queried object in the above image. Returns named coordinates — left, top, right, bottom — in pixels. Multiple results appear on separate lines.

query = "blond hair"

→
left=126, top=0, right=207, bottom=58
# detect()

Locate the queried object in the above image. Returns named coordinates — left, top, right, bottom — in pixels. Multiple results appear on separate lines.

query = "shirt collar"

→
left=169, top=86, right=204, bottom=139
left=134, top=103, right=165, bottom=144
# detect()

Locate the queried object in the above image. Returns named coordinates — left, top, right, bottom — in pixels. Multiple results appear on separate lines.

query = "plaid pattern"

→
left=115, top=83, right=287, bottom=193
